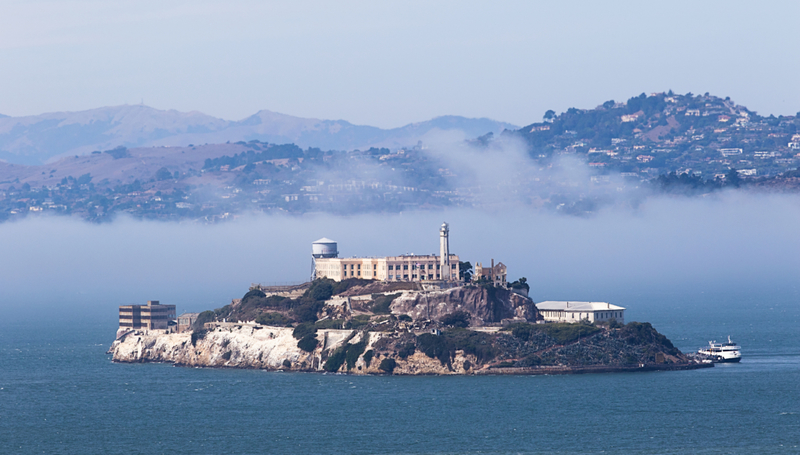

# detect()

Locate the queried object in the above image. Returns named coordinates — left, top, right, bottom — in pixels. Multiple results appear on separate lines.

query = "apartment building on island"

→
left=118, top=300, right=176, bottom=330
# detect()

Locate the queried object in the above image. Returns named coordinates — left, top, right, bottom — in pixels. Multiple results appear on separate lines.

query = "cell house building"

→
left=313, top=222, right=460, bottom=282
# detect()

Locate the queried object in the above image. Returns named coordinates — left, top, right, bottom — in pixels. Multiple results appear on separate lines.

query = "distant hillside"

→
left=510, top=91, right=800, bottom=179
left=0, top=106, right=517, bottom=165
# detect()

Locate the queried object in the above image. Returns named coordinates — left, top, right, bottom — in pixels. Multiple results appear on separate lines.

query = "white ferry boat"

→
left=698, top=336, right=741, bottom=363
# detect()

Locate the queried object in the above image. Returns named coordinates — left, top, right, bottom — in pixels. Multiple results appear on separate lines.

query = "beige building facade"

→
left=474, top=261, right=507, bottom=286
left=535, top=301, right=625, bottom=324
left=177, top=312, right=199, bottom=333
left=119, top=300, right=177, bottom=330
left=315, top=254, right=460, bottom=282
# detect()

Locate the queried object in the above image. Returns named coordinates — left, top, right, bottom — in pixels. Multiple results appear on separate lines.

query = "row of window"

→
left=542, top=310, right=623, bottom=320
left=388, top=274, right=439, bottom=280
left=343, top=270, right=378, bottom=277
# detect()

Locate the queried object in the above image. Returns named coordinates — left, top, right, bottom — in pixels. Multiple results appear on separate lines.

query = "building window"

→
left=403, top=275, right=408, bottom=279
left=403, top=265, right=408, bottom=270
left=389, top=265, right=393, bottom=270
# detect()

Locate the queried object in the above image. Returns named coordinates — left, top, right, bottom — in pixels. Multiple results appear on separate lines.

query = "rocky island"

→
left=109, top=278, right=710, bottom=375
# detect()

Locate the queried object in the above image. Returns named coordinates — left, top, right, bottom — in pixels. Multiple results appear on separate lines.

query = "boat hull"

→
left=715, top=357, right=741, bottom=363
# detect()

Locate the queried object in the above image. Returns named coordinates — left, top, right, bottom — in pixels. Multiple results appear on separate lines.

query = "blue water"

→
left=2, top=289, right=799, bottom=454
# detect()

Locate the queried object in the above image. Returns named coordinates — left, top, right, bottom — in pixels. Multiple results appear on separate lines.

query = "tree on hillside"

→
left=155, top=167, right=172, bottom=181
left=459, top=261, right=473, bottom=282
left=543, top=110, right=556, bottom=122
left=724, top=168, right=742, bottom=188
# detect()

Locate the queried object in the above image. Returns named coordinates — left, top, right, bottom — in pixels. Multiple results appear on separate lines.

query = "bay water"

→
left=1, top=286, right=799, bottom=454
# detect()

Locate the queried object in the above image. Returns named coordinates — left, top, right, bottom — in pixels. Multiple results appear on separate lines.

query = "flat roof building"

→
left=535, top=301, right=625, bottom=324
left=315, top=254, right=460, bottom=282
left=177, top=312, right=199, bottom=333
left=119, top=300, right=176, bottom=330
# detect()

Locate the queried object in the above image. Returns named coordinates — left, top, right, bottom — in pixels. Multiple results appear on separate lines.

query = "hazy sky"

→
left=2, top=0, right=799, bottom=127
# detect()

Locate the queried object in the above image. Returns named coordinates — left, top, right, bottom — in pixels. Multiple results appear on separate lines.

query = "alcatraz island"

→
left=108, top=223, right=711, bottom=375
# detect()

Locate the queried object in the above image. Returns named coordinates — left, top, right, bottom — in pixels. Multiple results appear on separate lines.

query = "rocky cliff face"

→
left=109, top=324, right=472, bottom=375
left=390, top=285, right=537, bottom=324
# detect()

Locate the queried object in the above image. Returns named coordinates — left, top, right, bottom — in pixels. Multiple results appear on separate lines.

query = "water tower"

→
left=311, top=238, right=338, bottom=281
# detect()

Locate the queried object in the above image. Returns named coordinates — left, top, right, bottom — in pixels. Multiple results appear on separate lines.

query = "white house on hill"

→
left=535, top=301, right=625, bottom=324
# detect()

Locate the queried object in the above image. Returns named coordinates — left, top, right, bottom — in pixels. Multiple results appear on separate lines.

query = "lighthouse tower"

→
left=439, top=222, right=450, bottom=280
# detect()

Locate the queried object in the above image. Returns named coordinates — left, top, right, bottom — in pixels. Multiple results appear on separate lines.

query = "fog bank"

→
left=1, top=191, right=798, bottom=318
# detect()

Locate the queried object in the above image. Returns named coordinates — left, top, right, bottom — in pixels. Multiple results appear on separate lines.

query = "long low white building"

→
left=535, top=301, right=625, bottom=324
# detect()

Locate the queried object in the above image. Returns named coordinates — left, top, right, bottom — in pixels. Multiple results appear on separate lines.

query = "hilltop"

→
left=2, top=91, right=800, bottom=222
left=512, top=91, right=800, bottom=180
left=0, top=105, right=516, bottom=165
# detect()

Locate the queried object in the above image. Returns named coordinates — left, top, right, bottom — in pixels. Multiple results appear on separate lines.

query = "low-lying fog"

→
left=1, top=190, right=798, bottom=322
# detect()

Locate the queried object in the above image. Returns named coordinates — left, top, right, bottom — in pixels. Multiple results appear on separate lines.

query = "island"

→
left=109, top=279, right=709, bottom=374
left=109, top=225, right=710, bottom=375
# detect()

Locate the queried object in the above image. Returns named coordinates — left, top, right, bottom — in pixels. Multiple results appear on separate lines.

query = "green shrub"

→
left=363, top=349, right=374, bottom=367
left=242, top=289, right=266, bottom=300
left=315, top=319, right=345, bottom=329
left=518, top=354, right=544, bottom=367
left=398, top=314, right=412, bottom=322
left=371, top=293, right=401, bottom=314
left=345, top=335, right=368, bottom=370
left=509, top=323, right=535, bottom=341
left=508, top=322, right=601, bottom=345
left=307, top=279, right=334, bottom=301
left=192, top=311, right=215, bottom=331
left=443, top=328, right=498, bottom=363
left=214, top=304, right=233, bottom=320
left=331, top=278, right=374, bottom=295
left=282, top=359, right=292, bottom=368
left=324, top=346, right=348, bottom=372
left=416, top=333, right=449, bottom=363
left=439, top=311, right=471, bottom=328
left=379, top=358, right=397, bottom=374
left=292, top=322, right=317, bottom=340
left=291, top=299, right=323, bottom=323
left=297, top=334, right=319, bottom=352
left=620, top=322, right=678, bottom=354
left=221, top=351, right=232, bottom=360
left=396, top=342, right=416, bottom=359
left=347, top=314, right=372, bottom=330
left=256, top=312, right=292, bottom=327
